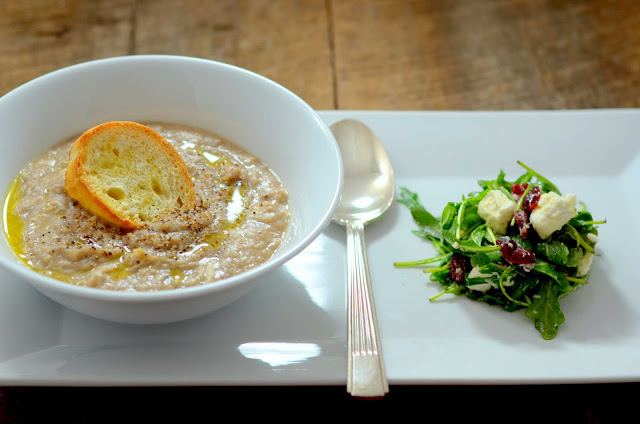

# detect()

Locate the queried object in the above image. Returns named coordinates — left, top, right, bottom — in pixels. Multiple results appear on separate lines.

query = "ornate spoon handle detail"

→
left=346, top=221, right=389, bottom=398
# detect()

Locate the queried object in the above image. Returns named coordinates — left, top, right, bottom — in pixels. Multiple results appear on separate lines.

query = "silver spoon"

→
left=330, top=119, right=394, bottom=398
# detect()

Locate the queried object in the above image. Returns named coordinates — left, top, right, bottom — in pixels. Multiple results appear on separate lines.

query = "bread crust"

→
left=64, top=121, right=196, bottom=230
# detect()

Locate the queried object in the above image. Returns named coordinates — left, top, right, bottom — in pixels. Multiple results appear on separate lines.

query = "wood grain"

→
left=331, top=0, right=640, bottom=109
left=133, top=0, right=334, bottom=109
left=2, top=0, right=640, bottom=109
left=0, top=0, right=134, bottom=97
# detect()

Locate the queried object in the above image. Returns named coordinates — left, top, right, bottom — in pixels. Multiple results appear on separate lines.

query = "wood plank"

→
left=331, top=0, right=640, bottom=109
left=0, top=0, right=134, bottom=97
left=133, top=0, right=334, bottom=109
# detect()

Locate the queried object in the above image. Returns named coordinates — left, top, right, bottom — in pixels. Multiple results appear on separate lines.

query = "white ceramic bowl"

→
left=0, top=55, right=343, bottom=324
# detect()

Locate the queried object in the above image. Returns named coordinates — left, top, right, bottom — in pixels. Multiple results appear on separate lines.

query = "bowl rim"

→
left=0, top=54, right=344, bottom=302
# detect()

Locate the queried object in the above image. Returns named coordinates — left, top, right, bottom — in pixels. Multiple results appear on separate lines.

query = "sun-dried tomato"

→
left=512, top=184, right=541, bottom=213
left=496, top=236, right=535, bottom=266
left=449, top=253, right=471, bottom=283
left=523, top=186, right=541, bottom=213
left=511, top=183, right=528, bottom=197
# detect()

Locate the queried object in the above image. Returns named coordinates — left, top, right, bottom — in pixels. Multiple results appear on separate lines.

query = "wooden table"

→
left=1, top=1, right=638, bottom=422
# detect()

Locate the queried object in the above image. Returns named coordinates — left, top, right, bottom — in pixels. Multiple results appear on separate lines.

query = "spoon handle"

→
left=345, top=221, right=389, bottom=398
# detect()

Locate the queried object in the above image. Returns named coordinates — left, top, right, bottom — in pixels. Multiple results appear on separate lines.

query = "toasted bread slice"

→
left=64, top=121, right=196, bottom=230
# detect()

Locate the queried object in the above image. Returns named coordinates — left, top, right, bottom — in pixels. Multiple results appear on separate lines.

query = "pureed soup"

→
left=3, top=123, right=290, bottom=291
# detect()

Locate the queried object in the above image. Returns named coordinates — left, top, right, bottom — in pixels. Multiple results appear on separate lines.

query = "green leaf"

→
left=465, top=190, right=488, bottom=207
left=511, top=234, right=533, bottom=252
left=441, top=202, right=457, bottom=231
left=569, top=211, right=594, bottom=226
left=470, top=251, right=503, bottom=267
left=412, top=228, right=441, bottom=240
left=429, top=268, right=451, bottom=285
left=461, top=209, right=483, bottom=229
left=394, top=253, right=451, bottom=268
left=511, top=276, right=540, bottom=300
left=565, top=224, right=595, bottom=253
left=536, top=241, right=570, bottom=266
left=430, top=282, right=465, bottom=301
left=525, top=280, right=566, bottom=340
left=477, top=169, right=504, bottom=190
left=398, top=187, right=440, bottom=228
left=442, top=221, right=458, bottom=246
left=517, top=161, right=562, bottom=194
left=397, top=186, right=424, bottom=210
left=532, top=261, right=570, bottom=290
left=411, top=209, right=440, bottom=228
left=566, top=248, right=584, bottom=268
left=470, top=226, right=487, bottom=246
left=453, top=239, right=502, bottom=253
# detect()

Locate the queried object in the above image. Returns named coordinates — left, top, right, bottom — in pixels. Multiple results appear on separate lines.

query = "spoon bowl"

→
left=331, top=120, right=395, bottom=224
left=330, top=119, right=394, bottom=398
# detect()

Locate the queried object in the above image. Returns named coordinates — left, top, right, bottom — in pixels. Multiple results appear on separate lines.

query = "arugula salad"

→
left=394, top=161, right=605, bottom=340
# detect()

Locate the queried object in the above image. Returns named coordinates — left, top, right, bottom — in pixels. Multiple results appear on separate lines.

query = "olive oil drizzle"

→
left=4, top=177, right=100, bottom=283
left=181, top=142, right=248, bottom=251
left=4, top=141, right=249, bottom=284
left=3, top=177, right=27, bottom=264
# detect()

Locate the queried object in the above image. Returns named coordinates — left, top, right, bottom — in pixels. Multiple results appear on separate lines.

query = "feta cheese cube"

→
left=478, top=190, right=516, bottom=235
left=529, top=192, right=577, bottom=239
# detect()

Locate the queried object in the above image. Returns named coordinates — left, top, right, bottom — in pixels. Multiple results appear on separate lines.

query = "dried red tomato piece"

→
left=511, top=183, right=528, bottom=197
left=496, top=236, right=535, bottom=266
left=523, top=186, right=541, bottom=213
left=449, top=253, right=471, bottom=283
left=512, top=183, right=541, bottom=213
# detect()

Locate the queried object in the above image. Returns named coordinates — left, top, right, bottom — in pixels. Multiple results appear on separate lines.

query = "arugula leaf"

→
left=454, top=239, right=502, bottom=253
left=470, top=226, right=486, bottom=246
left=430, top=282, right=465, bottom=301
left=394, top=253, right=451, bottom=268
left=533, top=261, right=570, bottom=290
left=565, top=224, right=595, bottom=253
left=478, top=169, right=506, bottom=190
left=411, top=209, right=439, bottom=229
left=441, top=202, right=457, bottom=231
left=398, top=187, right=440, bottom=228
left=566, top=247, right=584, bottom=268
left=525, top=280, right=566, bottom=340
left=569, top=211, right=594, bottom=226
left=411, top=228, right=441, bottom=240
left=536, top=241, right=570, bottom=266
left=511, top=276, right=540, bottom=300
left=471, top=251, right=503, bottom=267
left=511, top=234, right=533, bottom=252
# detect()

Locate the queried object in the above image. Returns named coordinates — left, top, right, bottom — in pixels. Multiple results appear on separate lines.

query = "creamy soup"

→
left=4, top=123, right=290, bottom=291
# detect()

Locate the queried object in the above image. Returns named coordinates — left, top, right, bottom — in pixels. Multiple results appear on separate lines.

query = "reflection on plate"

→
left=1, top=110, right=639, bottom=385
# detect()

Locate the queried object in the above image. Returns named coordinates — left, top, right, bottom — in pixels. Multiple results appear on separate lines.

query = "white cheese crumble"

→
left=529, top=192, right=577, bottom=240
left=468, top=266, right=490, bottom=279
left=478, top=190, right=516, bottom=235
left=467, top=266, right=498, bottom=292
left=578, top=251, right=594, bottom=276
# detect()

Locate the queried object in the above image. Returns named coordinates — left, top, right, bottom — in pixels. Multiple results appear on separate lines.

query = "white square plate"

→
left=1, top=110, right=638, bottom=385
